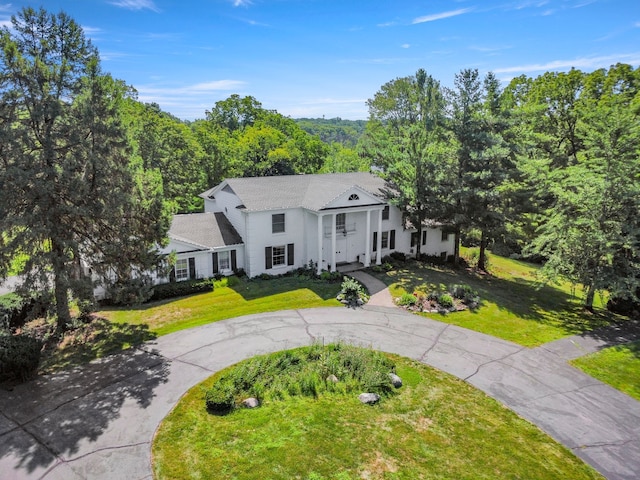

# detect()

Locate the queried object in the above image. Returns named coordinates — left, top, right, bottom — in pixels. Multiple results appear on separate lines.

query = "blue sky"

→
left=2, top=1, right=639, bottom=120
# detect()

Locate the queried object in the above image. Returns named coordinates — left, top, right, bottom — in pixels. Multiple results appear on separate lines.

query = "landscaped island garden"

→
left=152, top=345, right=602, bottom=480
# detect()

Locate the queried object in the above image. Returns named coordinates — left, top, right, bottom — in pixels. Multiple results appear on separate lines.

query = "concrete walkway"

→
left=348, top=270, right=396, bottom=308
left=1, top=307, right=639, bottom=480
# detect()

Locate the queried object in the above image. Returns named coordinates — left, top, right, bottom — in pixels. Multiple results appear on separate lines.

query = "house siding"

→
left=245, top=208, right=306, bottom=277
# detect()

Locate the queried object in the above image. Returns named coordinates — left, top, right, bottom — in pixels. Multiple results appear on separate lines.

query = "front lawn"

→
left=371, top=251, right=618, bottom=347
left=153, top=348, right=602, bottom=480
left=99, top=275, right=341, bottom=336
left=571, top=340, right=640, bottom=402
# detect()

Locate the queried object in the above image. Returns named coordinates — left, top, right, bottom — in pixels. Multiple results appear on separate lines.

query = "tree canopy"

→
left=0, top=7, right=170, bottom=326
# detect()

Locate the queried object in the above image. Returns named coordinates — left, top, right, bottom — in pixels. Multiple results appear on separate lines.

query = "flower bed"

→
left=396, top=284, right=479, bottom=314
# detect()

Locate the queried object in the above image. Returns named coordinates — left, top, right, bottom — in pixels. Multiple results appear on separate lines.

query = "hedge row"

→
left=149, top=278, right=214, bottom=302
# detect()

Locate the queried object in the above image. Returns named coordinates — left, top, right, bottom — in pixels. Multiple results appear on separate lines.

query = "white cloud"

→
left=82, top=26, right=102, bottom=35
left=401, top=44, right=411, bottom=49
left=469, top=45, right=511, bottom=52
left=377, top=21, right=398, bottom=27
left=0, top=18, right=11, bottom=28
left=233, top=0, right=253, bottom=6
left=412, top=8, right=473, bottom=24
left=635, top=22, right=640, bottom=28
left=137, top=80, right=247, bottom=97
left=494, top=53, right=640, bottom=74
left=135, top=80, right=249, bottom=119
left=279, top=98, right=368, bottom=120
left=109, top=0, right=159, bottom=12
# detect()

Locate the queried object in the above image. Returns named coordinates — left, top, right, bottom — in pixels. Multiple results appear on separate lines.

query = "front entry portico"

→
left=315, top=206, right=384, bottom=275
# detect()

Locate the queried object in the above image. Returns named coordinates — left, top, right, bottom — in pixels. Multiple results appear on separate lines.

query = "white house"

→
left=162, top=172, right=455, bottom=280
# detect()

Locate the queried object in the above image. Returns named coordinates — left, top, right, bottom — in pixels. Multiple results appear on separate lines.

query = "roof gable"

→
left=320, top=185, right=384, bottom=210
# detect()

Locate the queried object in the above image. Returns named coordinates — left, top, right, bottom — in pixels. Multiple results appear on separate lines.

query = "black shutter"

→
left=390, top=230, right=395, bottom=250
left=212, top=253, right=219, bottom=274
left=422, top=230, right=427, bottom=245
left=169, top=267, right=176, bottom=283
left=231, top=250, right=237, bottom=271
left=265, top=247, right=272, bottom=269
left=188, top=257, right=196, bottom=279
left=373, top=232, right=377, bottom=252
left=287, top=243, right=294, bottom=266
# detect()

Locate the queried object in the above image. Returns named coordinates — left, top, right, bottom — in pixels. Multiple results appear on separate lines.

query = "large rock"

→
left=242, top=397, right=260, bottom=408
left=358, top=392, right=380, bottom=405
left=388, top=373, right=402, bottom=388
left=326, top=374, right=339, bottom=383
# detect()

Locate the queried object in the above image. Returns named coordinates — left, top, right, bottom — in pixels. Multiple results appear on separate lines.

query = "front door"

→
left=336, top=236, right=348, bottom=264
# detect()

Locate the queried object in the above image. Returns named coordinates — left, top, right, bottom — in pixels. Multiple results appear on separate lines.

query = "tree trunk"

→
left=454, top=228, right=461, bottom=266
left=478, top=230, right=487, bottom=271
left=52, top=240, right=71, bottom=330
left=584, top=284, right=596, bottom=312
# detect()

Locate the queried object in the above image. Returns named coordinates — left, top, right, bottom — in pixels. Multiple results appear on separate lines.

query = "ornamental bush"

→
left=397, top=293, right=417, bottom=307
left=148, top=278, right=214, bottom=302
left=438, top=293, right=454, bottom=309
left=205, top=380, right=236, bottom=412
left=0, top=334, right=42, bottom=381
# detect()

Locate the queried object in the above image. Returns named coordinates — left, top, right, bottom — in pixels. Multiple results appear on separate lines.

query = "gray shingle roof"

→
left=169, top=212, right=243, bottom=249
left=205, top=172, right=387, bottom=212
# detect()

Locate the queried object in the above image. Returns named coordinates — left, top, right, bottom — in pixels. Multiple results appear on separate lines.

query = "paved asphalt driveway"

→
left=1, top=306, right=639, bottom=479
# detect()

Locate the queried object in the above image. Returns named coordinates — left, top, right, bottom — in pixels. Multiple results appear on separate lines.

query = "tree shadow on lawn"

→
left=0, top=343, right=169, bottom=475
left=227, top=276, right=340, bottom=302
left=38, top=317, right=158, bottom=374
left=380, top=262, right=617, bottom=336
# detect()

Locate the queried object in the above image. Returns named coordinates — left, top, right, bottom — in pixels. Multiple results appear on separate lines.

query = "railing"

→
left=324, top=223, right=356, bottom=237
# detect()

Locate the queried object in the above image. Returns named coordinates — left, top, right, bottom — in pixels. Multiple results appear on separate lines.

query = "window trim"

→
left=272, top=213, right=285, bottom=234
left=218, top=250, right=231, bottom=271
left=272, top=245, right=286, bottom=267
left=175, top=258, right=189, bottom=281
left=381, top=231, right=389, bottom=249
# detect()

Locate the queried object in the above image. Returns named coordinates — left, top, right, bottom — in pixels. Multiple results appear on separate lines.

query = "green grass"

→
left=99, top=276, right=340, bottom=336
left=371, top=250, right=619, bottom=347
left=572, top=340, right=640, bottom=401
left=153, top=348, right=602, bottom=480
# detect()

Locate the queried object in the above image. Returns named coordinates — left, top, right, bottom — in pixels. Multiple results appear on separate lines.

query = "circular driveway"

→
left=0, top=306, right=639, bottom=479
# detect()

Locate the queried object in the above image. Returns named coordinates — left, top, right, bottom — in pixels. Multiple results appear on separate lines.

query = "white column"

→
left=317, top=214, right=323, bottom=275
left=331, top=212, right=337, bottom=272
left=364, top=209, right=371, bottom=267
left=376, top=208, right=382, bottom=265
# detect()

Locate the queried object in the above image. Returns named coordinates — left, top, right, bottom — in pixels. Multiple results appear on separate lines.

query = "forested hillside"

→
left=295, top=118, right=367, bottom=146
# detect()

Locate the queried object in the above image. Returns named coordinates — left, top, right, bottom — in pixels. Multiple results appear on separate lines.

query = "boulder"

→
left=326, top=374, right=339, bottom=383
left=242, top=397, right=260, bottom=408
left=358, top=392, right=380, bottom=405
left=388, top=373, right=402, bottom=388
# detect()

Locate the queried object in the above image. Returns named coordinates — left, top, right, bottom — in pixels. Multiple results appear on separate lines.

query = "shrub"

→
left=204, top=343, right=397, bottom=412
left=450, top=284, right=477, bottom=301
left=339, top=276, right=366, bottom=304
left=148, top=278, right=213, bottom=302
left=205, top=380, right=236, bottom=412
left=397, top=293, right=417, bottom=307
left=389, top=251, right=407, bottom=262
left=438, top=293, right=454, bottom=309
left=0, top=293, right=48, bottom=332
left=105, top=277, right=154, bottom=306
left=0, top=334, right=42, bottom=381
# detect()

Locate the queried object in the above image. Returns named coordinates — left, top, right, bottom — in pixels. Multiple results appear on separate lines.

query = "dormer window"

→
left=348, top=194, right=359, bottom=201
